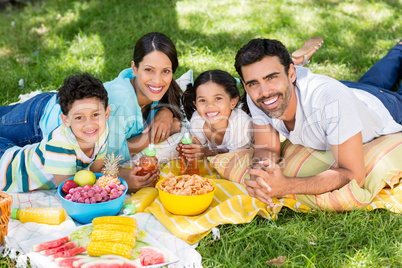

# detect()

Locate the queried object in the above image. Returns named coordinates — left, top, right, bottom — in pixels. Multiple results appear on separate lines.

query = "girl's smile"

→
left=194, top=81, right=238, bottom=130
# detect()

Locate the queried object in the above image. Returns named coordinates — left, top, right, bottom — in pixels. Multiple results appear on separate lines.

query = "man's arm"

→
left=244, top=123, right=280, bottom=206
left=252, top=124, right=281, bottom=165
left=247, top=132, right=366, bottom=202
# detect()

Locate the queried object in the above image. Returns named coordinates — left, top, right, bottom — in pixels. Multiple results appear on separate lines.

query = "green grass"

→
left=1, top=0, right=401, bottom=267
left=198, top=209, right=402, bottom=267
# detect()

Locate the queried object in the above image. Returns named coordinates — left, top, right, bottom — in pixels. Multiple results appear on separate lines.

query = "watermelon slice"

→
left=121, top=259, right=142, bottom=268
left=81, top=259, right=124, bottom=268
left=100, top=255, right=141, bottom=268
left=100, top=254, right=129, bottom=260
left=140, top=246, right=169, bottom=266
left=49, top=246, right=86, bottom=260
left=72, top=256, right=100, bottom=268
left=32, top=236, right=69, bottom=252
left=54, top=256, right=90, bottom=268
left=40, top=241, right=77, bottom=255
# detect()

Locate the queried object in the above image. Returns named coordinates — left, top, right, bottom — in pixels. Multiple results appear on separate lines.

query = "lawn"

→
left=1, top=0, right=402, bottom=267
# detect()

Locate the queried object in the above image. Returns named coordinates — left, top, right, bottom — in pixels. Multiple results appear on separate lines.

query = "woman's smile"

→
left=132, top=50, right=173, bottom=106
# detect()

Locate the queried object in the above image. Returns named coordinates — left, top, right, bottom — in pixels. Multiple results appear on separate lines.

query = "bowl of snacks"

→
left=57, top=154, right=128, bottom=224
left=156, top=173, right=216, bottom=216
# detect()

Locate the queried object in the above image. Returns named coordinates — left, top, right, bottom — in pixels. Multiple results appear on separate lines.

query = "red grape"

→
left=82, top=184, right=92, bottom=191
left=88, top=189, right=95, bottom=197
left=110, top=188, right=118, bottom=194
left=94, top=194, right=102, bottom=202
left=119, top=184, right=126, bottom=191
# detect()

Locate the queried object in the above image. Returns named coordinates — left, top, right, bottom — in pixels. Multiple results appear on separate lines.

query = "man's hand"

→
left=143, top=107, right=173, bottom=144
left=245, top=159, right=285, bottom=207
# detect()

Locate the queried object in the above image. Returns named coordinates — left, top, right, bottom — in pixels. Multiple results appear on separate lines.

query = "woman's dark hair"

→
left=234, top=38, right=293, bottom=80
left=182, top=69, right=241, bottom=121
left=57, top=73, right=108, bottom=115
left=133, top=32, right=182, bottom=119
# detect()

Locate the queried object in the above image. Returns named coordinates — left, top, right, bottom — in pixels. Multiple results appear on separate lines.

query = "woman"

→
left=0, top=32, right=183, bottom=191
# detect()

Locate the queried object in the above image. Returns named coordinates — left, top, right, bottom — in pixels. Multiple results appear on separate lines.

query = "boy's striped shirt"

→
left=0, top=124, right=108, bottom=193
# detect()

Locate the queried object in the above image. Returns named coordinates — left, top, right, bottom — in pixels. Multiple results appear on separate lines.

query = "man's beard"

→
left=256, top=83, right=292, bottom=119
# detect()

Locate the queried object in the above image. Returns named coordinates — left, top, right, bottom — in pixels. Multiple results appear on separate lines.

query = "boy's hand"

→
left=142, top=107, right=173, bottom=144
left=127, top=161, right=160, bottom=192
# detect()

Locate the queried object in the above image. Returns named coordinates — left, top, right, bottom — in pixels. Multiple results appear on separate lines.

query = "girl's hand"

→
left=178, top=137, right=206, bottom=160
left=142, top=107, right=173, bottom=144
left=127, top=161, right=160, bottom=192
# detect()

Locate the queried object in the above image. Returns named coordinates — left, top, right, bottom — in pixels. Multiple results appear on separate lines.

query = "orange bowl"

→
left=156, top=177, right=216, bottom=216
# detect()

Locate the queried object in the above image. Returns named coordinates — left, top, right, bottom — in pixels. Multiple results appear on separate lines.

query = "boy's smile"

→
left=60, top=98, right=110, bottom=150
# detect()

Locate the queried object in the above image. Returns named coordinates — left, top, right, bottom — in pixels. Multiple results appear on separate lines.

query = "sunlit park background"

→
left=1, top=0, right=402, bottom=267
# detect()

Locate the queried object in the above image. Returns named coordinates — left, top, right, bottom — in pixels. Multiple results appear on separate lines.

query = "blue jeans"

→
left=0, top=92, right=55, bottom=157
left=340, top=42, right=402, bottom=124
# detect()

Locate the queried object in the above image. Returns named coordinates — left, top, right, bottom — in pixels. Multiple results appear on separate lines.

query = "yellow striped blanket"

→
left=146, top=133, right=402, bottom=244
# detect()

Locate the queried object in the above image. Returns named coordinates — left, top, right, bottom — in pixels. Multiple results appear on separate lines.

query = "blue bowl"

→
left=57, top=173, right=128, bottom=224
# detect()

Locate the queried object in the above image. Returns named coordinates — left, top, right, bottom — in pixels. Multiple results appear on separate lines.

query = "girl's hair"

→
left=182, top=70, right=241, bottom=121
left=133, top=32, right=182, bottom=118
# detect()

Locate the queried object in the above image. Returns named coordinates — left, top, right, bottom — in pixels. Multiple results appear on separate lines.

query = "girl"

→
left=179, top=70, right=253, bottom=159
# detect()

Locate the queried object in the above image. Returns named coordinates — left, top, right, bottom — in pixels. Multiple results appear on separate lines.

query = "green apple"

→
left=74, top=170, right=96, bottom=186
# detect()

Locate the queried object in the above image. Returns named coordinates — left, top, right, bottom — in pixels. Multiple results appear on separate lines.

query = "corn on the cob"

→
left=92, top=223, right=136, bottom=234
left=92, top=216, right=136, bottom=227
left=90, top=229, right=136, bottom=245
left=87, top=241, right=132, bottom=259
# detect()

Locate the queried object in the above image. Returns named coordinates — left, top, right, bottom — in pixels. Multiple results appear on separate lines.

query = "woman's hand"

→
left=142, top=107, right=173, bottom=144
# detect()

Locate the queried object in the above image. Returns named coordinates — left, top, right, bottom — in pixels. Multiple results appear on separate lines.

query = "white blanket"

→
left=1, top=190, right=202, bottom=268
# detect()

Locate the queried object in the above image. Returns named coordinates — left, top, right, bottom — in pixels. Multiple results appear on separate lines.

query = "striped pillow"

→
left=207, top=148, right=253, bottom=184
left=208, top=133, right=402, bottom=189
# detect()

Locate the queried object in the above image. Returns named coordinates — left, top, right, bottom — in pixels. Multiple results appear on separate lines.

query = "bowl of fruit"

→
left=57, top=154, right=128, bottom=224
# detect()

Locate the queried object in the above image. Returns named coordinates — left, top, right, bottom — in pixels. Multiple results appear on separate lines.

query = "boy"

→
left=0, top=73, right=110, bottom=192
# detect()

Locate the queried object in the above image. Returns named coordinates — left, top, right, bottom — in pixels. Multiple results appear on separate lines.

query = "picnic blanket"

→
left=146, top=133, right=402, bottom=244
left=1, top=190, right=202, bottom=268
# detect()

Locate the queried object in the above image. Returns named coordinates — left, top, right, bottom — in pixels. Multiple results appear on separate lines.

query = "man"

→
left=234, top=39, right=402, bottom=206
